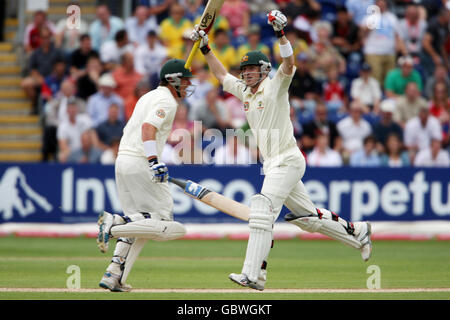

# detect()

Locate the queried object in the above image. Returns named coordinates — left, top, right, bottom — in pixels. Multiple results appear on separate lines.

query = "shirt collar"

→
left=244, top=76, right=269, bottom=98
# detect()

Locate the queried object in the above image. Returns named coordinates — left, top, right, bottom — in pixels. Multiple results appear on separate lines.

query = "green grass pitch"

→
left=0, top=236, right=449, bottom=300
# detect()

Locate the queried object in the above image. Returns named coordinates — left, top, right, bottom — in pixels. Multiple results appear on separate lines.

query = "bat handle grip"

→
left=185, top=40, right=200, bottom=70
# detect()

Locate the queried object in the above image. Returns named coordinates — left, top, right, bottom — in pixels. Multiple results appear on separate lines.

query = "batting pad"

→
left=110, top=219, right=186, bottom=241
left=288, top=215, right=362, bottom=249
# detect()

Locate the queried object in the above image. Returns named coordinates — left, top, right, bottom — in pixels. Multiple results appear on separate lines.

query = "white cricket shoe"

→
left=229, top=273, right=265, bottom=291
left=355, top=221, right=372, bottom=262
left=99, top=272, right=132, bottom=292
left=97, top=211, right=114, bottom=253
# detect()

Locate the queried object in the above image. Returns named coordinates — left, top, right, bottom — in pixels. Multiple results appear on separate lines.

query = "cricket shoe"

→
left=229, top=273, right=265, bottom=291
left=99, top=272, right=132, bottom=292
left=354, top=221, right=372, bottom=262
left=97, top=211, right=114, bottom=253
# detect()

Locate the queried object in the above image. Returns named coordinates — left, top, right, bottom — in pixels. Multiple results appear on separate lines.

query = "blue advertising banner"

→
left=0, top=164, right=449, bottom=224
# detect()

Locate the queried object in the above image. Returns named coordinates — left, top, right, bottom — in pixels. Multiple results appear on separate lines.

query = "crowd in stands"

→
left=20, top=0, right=450, bottom=167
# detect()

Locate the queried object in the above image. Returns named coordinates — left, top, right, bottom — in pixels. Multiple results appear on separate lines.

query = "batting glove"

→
left=190, top=25, right=210, bottom=54
left=149, top=159, right=169, bottom=183
left=267, top=10, right=287, bottom=37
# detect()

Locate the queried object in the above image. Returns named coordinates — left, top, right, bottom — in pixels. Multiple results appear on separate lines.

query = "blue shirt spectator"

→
left=96, top=104, right=125, bottom=149
left=89, top=4, right=125, bottom=51
left=349, top=135, right=381, bottom=167
left=346, top=0, right=374, bottom=26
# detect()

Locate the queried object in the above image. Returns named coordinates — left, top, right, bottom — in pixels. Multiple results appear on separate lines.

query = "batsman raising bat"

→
left=95, top=59, right=195, bottom=292
left=190, top=10, right=373, bottom=291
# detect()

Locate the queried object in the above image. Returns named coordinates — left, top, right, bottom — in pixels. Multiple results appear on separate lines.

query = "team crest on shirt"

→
left=257, top=101, right=264, bottom=110
left=156, top=109, right=166, bottom=118
left=244, top=102, right=249, bottom=111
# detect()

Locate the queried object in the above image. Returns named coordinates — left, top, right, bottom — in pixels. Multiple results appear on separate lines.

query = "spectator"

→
left=87, top=73, right=124, bottom=127
left=380, top=133, right=410, bottom=167
left=213, top=135, right=253, bottom=165
left=301, top=102, right=340, bottom=154
left=159, top=3, right=193, bottom=59
left=21, top=27, right=64, bottom=115
left=322, top=67, right=346, bottom=117
left=349, top=135, right=381, bottom=167
left=23, top=10, right=56, bottom=53
left=100, top=29, right=134, bottom=70
left=424, top=64, right=450, bottom=99
left=237, top=24, right=270, bottom=60
left=429, top=81, right=450, bottom=143
left=337, top=101, right=372, bottom=156
left=373, top=99, right=403, bottom=152
left=76, top=56, right=103, bottom=101
left=183, top=0, right=205, bottom=21
left=404, top=104, right=442, bottom=161
left=124, top=79, right=151, bottom=121
left=289, top=53, right=321, bottom=106
left=361, top=0, right=407, bottom=85
left=100, top=137, right=121, bottom=165
left=421, top=8, right=450, bottom=79
left=190, top=88, right=231, bottom=133
left=96, top=103, right=125, bottom=150
left=89, top=4, right=125, bottom=51
left=384, top=55, right=423, bottom=98
left=134, top=30, right=168, bottom=84
left=345, top=0, right=374, bottom=27
left=112, top=52, right=143, bottom=102
left=57, top=101, right=93, bottom=163
left=306, top=21, right=346, bottom=83
left=414, top=139, right=450, bottom=167
left=282, top=0, right=321, bottom=26
left=40, top=58, right=68, bottom=103
left=394, top=82, right=428, bottom=127
left=398, top=4, right=427, bottom=62
left=54, top=5, right=89, bottom=53
left=147, top=0, right=174, bottom=24
left=67, top=129, right=103, bottom=164
left=331, top=6, right=361, bottom=59
left=186, top=66, right=214, bottom=110
left=126, top=5, right=158, bottom=45
left=307, top=134, right=343, bottom=167
left=350, top=62, right=382, bottom=114
left=69, top=34, right=100, bottom=78
left=220, top=0, right=250, bottom=37
left=210, top=28, right=237, bottom=71
left=273, top=26, right=309, bottom=66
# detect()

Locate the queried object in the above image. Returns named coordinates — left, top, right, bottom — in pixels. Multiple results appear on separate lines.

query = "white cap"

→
left=398, top=55, right=414, bottom=66
left=380, top=99, right=396, bottom=113
left=98, top=73, right=116, bottom=88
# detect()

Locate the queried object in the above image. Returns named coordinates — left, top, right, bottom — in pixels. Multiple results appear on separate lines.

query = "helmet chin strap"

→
left=165, top=72, right=195, bottom=98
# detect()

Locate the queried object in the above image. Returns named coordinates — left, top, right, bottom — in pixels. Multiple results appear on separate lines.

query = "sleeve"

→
left=143, top=100, right=177, bottom=130
left=222, top=73, right=245, bottom=101
left=271, top=64, right=297, bottom=96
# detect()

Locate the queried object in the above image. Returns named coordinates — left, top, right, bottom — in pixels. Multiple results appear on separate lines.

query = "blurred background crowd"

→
left=18, top=0, right=450, bottom=167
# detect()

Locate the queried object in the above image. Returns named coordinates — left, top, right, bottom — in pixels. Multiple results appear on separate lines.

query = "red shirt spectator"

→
left=112, top=52, right=143, bottom=102
left=24, top=10, right=56, bottom=53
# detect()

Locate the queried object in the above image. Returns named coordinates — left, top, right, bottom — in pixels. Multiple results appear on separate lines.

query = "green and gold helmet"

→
left=239, top=51, right=271, bottom=70
left=160, top=59, right=193, bottom=82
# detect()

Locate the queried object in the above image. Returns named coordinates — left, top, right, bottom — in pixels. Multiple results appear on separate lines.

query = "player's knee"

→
left=156, top=220, right=186, bottom=241
left=248, top=194, right=274, bottom=232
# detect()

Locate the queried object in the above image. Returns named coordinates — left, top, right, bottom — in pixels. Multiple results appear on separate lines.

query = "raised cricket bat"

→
left=184, top=0, right=225, bottom=69
left=169, top=176, right=249, bottom=222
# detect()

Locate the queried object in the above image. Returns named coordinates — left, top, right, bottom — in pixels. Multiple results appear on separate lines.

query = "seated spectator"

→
left=414, top=139, right=450, bottom=167
left=125, top=5, right=158, bottom=46
left=394, top=82, right=428, bottom=127
left=134, top=30, right=167, bottom=85
left=301, top=102, right=339, bottom=154
left=87, top=73, right=124, bottom=127
left=404, top=104, right=442, bottom=162
left=331, top=6, right=361, bottom=60
left=220, top=0, right=250, bottom=37
left=322, top=67, right=346, bottom=117
left=373, top=99, right=403, bottom=152
left=307, top=134, right=343, bottom=167
left=345, top=0, right=374, bottom=27
left=424, top=64, right=450, bottom=99
left=349, top=135, right=381, bottom=167
left=380, top=133, right=410, bottom=167
left=24, top=10, right=56, bottom=53
left=398, top=3, right=427, bottom=63
left=350, top=63, right=382, bottom=114
left=213, top=135, right=253, bottom=165
left=101, top=137, right=121, bottom=165
left=237, top=24, right=270, bottom=60
left=57, top=101, right=93, bottom=163
left=210, top=28, right=237, bottom=71
left=306, top=20, right=346, bottom=83
left=76, top=56, right=102, bottom=101
left=282, top=0, right=321, bottom=27
left=40, top=58, right=68, bottom=103
left=384, top=55, right=423, bottom=98
left=112, top=52, right=143, bottom=102
left=67, top=129, right=103, bottom=164
left=183, top=0, right=205, bottom=21
left=273, top=26, right=309, bottom=67
left=21, top=27, right=64, bottom=114
left=336, top=101, right=372, bottom=156
left=69, top=34, right=99, bottom=79
left=429, top=81, right=450, bottom=127
left=124, top=79, right=151, bottom=121
left=159, top=3, right=193, bottom=59
left=89, top=4, right=125, bottom=51
left=96, top=104, right=125, bottom=150
left=100, top=29, right=134, bottom=70
left=54, top=7, right=89, bottom=53
left=360, top=0, right=407, bottom=85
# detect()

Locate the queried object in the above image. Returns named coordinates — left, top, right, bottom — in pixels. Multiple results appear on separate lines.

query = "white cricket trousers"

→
left=115, top=154, right=173, bottom=220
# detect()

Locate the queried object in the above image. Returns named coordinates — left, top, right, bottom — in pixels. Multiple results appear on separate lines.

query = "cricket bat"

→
left=169, top=176, right=250, bottom=222
left=184, top=0, right=225, bottom=69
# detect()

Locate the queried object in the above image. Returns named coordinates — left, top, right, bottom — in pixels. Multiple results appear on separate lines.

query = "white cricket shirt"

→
left=118, top=86, right=178, bottom=158
left=223, top=65, right=302, bottom=170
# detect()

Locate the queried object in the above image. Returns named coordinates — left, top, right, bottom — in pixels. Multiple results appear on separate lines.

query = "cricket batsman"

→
left=190, top=10, right=372, bottom=291
left=96, top=59, right=195, bottom=292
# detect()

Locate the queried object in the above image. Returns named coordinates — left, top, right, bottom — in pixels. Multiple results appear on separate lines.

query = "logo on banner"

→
left=0, top=167, right=53, bottom=220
